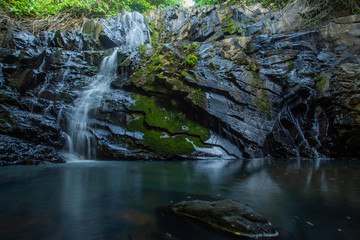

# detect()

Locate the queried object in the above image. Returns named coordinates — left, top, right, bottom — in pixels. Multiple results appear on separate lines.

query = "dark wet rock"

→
left=171, top=199, right=278, bottom=238
left=125, top=12, right=360, bottom=158
left=52, top=30, right=96, bottom=51
left=5, top=27, right=36, bottom=49
left=0, top=135, right=65, bottom=166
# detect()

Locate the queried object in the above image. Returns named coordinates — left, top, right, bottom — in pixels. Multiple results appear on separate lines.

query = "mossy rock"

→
left=126, top=94, right=210, bottom=155
left=315, top=74, right=330, bottom=94
left=129, top=94, right=209, bottom=139
left=188, top=88, right=207, bottom=109
left=245, top=69, right=272, bottom=120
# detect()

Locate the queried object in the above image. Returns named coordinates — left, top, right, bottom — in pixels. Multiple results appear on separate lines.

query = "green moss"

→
left=315, top=75, right=330, bottom=93
left=190, top=88, right=207, bottom=109
left=143, top=131, right=196, bottom=155
left=209, top=62, right=218, bottom=71
left=202, top=20, right=209, bottom=33
left=143, top=85, right=157, bottom=92
left=254, top=90, right=272, bottom=120
left=157, top=73, right=165, bottom=78
left=222, top=15, right=244, bottom=35
left=138, top=44, right=147, bottom=57
left=250, top=64, right=259, bottom=73
left=149, top=23, right=160, bottom=42
left=132, top=42, right=201, bottom=96
left=126, top=94, right=210, bottom=155
left=127, top=114, right=147, bottom=132
left=222, top=16, right=235, bottom=34
left=152, top=41, right=159, bottom=49
left=168, top=78, right=185, bottom=90
left=248, top=69, right=272, bottom=120
left=287, top=61, right=295, bottom=72
left=132, top=49, right=164, bottom=83
left=130, top=94, right=210, bottom=141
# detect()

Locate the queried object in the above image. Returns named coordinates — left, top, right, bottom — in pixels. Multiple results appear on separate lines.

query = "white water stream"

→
left=67, top=49, right=118, bottom=159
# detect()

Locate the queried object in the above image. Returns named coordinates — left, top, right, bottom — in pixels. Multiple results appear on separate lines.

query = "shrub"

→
left=186, top=54, right=199, bottom=66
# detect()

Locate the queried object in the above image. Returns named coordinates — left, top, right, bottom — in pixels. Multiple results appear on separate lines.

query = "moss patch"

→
left=248, top=68, right=272, bottom=120
left=127, top=94, right=210, bottom=155
left=130, top=95, right=209, bottom=140
left=315, top=74, right=330, bottom=94
left=131, top=42, right=203, bottom=103
left=138, top=44, right=147, bottom=57
left=146, top=19, right=161, bottom=43
left=189, top=88, right=207, bottom=109
left=221, top=15, right=244, bottom=36
left=132, top=44, right=165, bottom=87
left=287, top=61, right=295, bottom=72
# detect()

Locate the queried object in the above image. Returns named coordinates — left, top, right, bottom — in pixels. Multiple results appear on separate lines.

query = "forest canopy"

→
left=0, top=0, right=184, bottom=18
left=0, top=0, right=358, bottom=19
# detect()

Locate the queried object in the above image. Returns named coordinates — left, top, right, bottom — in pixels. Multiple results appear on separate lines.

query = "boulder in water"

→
left=171, top=199, right=278, bottom=238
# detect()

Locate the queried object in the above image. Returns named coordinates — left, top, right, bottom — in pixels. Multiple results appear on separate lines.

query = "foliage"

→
left=182, top=43, right=199, bottom=67
left=194, top=0, right=292, bottom=9
left=306, top=0, right=360, bottom=19
left=186, top=54, right=199, bottom=66
left=0, top=0, right=184, bottom=18
left=194, top=0, right=359, bottom=14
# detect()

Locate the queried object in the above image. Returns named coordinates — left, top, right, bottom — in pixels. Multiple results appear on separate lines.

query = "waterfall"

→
left=66, top=11, right=150, bottom=160
left=122, top=11, right=150, bottom=46
left=67, top=49, right=118, bottom=159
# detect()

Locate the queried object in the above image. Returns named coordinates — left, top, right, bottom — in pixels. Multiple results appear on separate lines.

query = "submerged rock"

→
left=171, top=199, right=278, bottom=238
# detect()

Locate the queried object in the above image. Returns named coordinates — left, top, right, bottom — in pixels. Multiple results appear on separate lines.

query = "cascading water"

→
left=66, top=11, right=150, bottom=159
left=67, top=49, right=118, bottom=159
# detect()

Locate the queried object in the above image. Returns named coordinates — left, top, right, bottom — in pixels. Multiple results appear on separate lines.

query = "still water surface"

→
left=0, top=159, right=359, bottom=240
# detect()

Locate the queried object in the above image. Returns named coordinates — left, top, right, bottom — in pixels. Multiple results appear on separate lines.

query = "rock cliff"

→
left=0, top=1, right=359, bottom=165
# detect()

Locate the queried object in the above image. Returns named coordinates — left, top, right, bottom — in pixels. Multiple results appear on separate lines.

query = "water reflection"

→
left=0, top=159, right=359, bottom=240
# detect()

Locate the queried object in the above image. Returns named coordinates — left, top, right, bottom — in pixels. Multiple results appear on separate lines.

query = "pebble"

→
left=306, top=221, right=314, bottom=226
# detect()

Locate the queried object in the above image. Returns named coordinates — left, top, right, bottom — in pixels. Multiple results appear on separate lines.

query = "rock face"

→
left=172, top=199, right=278, bottom=238
left=126, top=3, right=360, bottom=159
left=0, top=17, right=100, bottom=165
left=0, top=3, right=359, bottom=164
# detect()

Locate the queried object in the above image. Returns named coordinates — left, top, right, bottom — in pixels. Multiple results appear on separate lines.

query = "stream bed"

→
left=0, top=158, right=359, bottom=240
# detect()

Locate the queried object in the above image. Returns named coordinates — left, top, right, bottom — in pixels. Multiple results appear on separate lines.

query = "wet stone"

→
left=172, top=199, right=278, bottom=238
